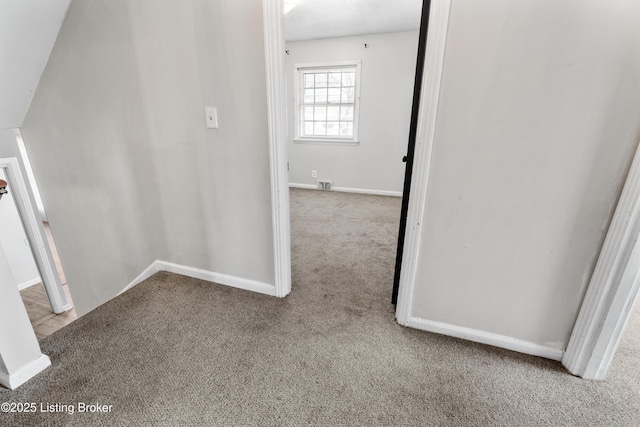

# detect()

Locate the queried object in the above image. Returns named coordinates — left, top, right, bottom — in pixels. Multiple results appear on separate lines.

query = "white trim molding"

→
left=395, top=0, right=451, bottom=326
left=17, top=277, right=41, bottom=291
left=289, top=183, right=402, bottom=197
left=156, top=261, right=278, bottom=296
left=293, top=139, right=359, bottom=146
left=119, top=260, right=278, bottom=297
left=15, top=129, right=48, bottom=222
left=0, top=157, right=69, bottom=313
left=289, top=183, right=317, bottom=190
left=563, top=141, right=640, bottom=380
left=0, top=354, right=51, bottom=390
left=263, top=0, right=292, bottom=298
left=407, top=316, right=564, bottom=361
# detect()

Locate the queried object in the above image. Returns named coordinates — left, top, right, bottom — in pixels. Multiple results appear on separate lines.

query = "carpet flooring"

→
left=1, top=188, right=640, bottom=426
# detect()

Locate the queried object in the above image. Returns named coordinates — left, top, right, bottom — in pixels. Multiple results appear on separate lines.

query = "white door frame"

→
left=562, top=141, right=640, bottom=380
left=263, top=0, right=292, bottom=298
left=393, top=0, right=451, bottom=327
left=0, top=157, right=70, bottom=314
left=260, top=0, right=449, bottom=304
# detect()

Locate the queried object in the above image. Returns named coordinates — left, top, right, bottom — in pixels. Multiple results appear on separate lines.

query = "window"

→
left=294, top=61, right=361, bottom=143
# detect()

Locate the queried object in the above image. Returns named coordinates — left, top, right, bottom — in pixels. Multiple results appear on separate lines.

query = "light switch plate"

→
left=205, top=107, right=218, bottom=129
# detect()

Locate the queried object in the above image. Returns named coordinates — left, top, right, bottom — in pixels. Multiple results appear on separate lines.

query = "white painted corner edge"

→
left=118, top=260, right=278, bottom=298
left=406, top=316, right=564, bottom=361
left=263, top=0, right=292, bottom=298
left=395, top=0, right=451, bottom=326
left=117, top=261, right=161, bottom=296
left=563, top=139, right=640, bottom=380
left=289, top=183, right=402, bottom=197
left=0, top=354, right=51, bottom=390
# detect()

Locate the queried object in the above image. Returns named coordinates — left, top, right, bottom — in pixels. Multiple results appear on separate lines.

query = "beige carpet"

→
left=1, top=188, right=639, bottom=426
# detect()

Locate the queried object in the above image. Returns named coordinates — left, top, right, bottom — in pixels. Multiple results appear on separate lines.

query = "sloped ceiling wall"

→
left=0, top=0, right=71, bottom=128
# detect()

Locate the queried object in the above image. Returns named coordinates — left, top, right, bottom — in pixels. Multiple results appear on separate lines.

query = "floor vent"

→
left=317, top=180, right=332, bottom=190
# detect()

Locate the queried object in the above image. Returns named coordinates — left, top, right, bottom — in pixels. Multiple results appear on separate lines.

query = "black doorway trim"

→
left=392, top=0, right=432, bottom=304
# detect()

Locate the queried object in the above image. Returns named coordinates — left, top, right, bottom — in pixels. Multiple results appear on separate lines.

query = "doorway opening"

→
left=0, top=156, right=76, bottom=338
left=263, top=0, right=442, bottom=300
left=18, top=223, right=77, bottom=339
left=278, top=0, right=424, bottom=305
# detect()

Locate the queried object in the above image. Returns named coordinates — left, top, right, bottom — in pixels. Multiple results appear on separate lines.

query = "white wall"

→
left=0, top=241, right=43, bottom=379
left=0, top=0, right=71, bottom=128
left=0, top=169, right=40, bottom=289
left=21, top=0, right=275, bottom=316
left=286, top=32, right=418, bottom=193
left=410, top=0, right=640, bottom=352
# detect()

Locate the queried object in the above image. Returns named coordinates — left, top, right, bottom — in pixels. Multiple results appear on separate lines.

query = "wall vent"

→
left=317, top=179, right=332, bottom=190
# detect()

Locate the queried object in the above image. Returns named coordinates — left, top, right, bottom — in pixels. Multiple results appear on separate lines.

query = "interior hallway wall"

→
left=410, top=0, right=640, bottom=352
left=21, top=0, right=275, bottom=316
left=286, top=31, right=418, bottom=193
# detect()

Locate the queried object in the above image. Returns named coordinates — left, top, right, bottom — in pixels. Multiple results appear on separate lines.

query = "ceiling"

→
left=284, top=0, right=422, bottom=42
left=0, top=0, right=71, bottom=129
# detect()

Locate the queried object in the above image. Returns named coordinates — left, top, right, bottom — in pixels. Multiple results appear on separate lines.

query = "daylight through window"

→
left=296, top=62, right=361, bottom=142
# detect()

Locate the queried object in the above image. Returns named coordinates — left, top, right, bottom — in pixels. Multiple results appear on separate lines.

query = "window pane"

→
left=340, top=122, right=353, bottom=137
left=304, top=122, right=314, bottom=135
left=314, top=122, right=327, bottom=135
left=304, top=74, right=314, bottom=88
left=315, top=88, right=327, bottom=104
left=342, top=72, right=356, bottom=86
left=304, top=106, right=314, bottom=120
left=315, top=73, right=328, bottom=88
left=326, top=122, right=340, bottom=136
left=314, top=106, right=327, bottom=121
left=327, top=88, right=341, bottom=103
left=328, top=72, right=341, bottom=87
left=341, top=87, right=355, bottom=103
left=340, top=106, right=354, bottom=121
left=298, top=65, right=359, bottom=140
left=327, top=106, right=340, bottom=121
left=304, top=89, right=314, bottom=104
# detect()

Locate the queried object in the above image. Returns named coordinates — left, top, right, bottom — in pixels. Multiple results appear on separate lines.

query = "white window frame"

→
left=293, top=60, right=362, bottom=145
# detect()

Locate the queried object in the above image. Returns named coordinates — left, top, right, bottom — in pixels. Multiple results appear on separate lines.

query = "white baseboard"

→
left=17, top=277, right=41, bottom=291
left=289, top=183, right=316, bottom=190
left=156, top=261, right=277, bottom=296
left=0, top=354, right=51, bottom=390
left=289, top=183, right=402, bottom=197
left=406, top=316, right=564, bottom=361
left=118, top=260, right=277, bottom=297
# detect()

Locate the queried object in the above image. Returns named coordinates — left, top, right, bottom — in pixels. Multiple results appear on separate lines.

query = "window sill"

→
left=293, top=138, right=360, bottom=146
